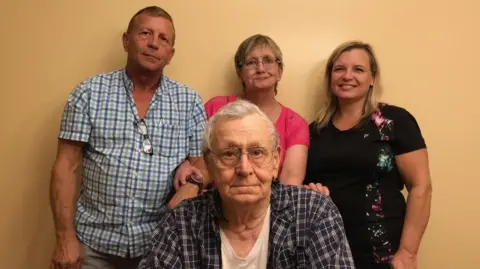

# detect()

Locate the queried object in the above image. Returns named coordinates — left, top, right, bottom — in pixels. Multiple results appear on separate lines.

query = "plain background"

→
left=1, top=0, right=478, bottom=268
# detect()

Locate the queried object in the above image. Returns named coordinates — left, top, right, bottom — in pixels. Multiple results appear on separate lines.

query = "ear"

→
left=166, top=47, right=175, bottom=65
left=122, top=32, right=129, bottom=52
left=272, top=146, right=281, bottom=178
left=277, top=66, right=283, bottom=80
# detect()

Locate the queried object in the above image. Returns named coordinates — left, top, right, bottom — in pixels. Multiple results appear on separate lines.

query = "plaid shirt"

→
left=59, top=69, right=206, bottom=258
left=138, top=182, right=355, bottom=269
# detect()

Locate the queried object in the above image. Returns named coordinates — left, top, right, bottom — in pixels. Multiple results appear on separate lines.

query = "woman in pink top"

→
left=204, top=34, right=310, bottom=186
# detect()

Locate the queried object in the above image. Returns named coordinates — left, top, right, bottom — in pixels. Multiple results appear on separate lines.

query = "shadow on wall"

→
left=304, top=59, right=328, bottom=122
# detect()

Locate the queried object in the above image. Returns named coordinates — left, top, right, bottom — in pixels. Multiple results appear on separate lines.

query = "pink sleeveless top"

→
left=205, top=96, right=310, bottom=175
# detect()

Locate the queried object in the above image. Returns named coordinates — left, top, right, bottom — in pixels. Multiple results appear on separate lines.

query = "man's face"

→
left=122, top=14, right=175, bottom=73
left=206, top=115, right=280, bottom=205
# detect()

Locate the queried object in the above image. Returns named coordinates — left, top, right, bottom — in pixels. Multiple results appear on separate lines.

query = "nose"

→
left=147, top=36, right=159, bottom=50
left=342, top=68, right=353, bottom=80
left=235, top=153, right=253, bottom=177
left=255, top=62, right=266, bottom=72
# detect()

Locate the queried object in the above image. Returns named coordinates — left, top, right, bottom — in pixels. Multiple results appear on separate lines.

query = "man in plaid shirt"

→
left=138, top=100, right=355, bottom=269
left=49, top=6, right=208, bottom=269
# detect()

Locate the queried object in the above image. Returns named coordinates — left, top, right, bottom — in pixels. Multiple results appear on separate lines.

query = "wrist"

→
left=56, top=229, right=77, bottom=242
left=185, top=175, right=203, bottom=192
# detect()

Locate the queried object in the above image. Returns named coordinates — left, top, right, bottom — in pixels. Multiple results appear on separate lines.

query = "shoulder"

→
left=282, top=105, right=308, bottom=125
left=376, top=103, right=417, bottom=122
left=274, top=183, right=339, bottom=221
left=169, top=190, right=213, bottom=226
left=66, top=69, right=122, bottom=103
left=205, top=95, right=237, bottom=107
left=163, top=75, right=203, bottom=101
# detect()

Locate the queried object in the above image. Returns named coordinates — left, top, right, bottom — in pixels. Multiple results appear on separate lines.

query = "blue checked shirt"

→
left=138, top=182, right=355, bottom=269
left=58, top=69, right=206, bottom=258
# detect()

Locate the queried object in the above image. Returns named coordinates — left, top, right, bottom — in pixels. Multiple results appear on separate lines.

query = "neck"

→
left=221, top=195, right=270, bottom=228
left=243, top=89, right=278, bottom=111
left=125, top=63, right=162, bottom=92
left=336, top=98, right=366, bottom=120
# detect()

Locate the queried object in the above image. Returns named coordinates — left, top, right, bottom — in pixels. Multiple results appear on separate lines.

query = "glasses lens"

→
left=142, top=138, right=153, bottom=154
left=136, top=121, right=147, bottom=135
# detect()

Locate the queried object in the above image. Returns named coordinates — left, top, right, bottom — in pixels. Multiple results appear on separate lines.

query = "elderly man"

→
left=138, top=100, right=355, bottom=269
left=49, top=6, right=208, bottom=269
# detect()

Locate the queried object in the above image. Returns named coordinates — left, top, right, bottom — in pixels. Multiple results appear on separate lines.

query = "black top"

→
left=304, top=103, right=426, bottom=269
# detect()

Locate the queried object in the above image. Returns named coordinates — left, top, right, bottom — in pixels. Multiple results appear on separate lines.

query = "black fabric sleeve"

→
left=383, top=105, right=427, bottom=155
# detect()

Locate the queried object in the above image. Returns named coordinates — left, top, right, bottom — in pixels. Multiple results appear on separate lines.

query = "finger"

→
left=308, top=183, right=317, bottom=191
left=302, top=184, right=310, bottom=189
left=315, top=183, right=324, bottom=192
left=174, top=177, right=180, bottom=191
left=324, top=186, right=330, bottom=196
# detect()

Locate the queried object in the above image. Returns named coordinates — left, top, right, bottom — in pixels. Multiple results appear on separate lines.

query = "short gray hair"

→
left=202, top=100, right=280, bottom=153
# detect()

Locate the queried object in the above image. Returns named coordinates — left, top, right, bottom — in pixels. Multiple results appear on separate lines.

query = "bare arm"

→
left=395, top=148, right=432, bottom=257
left=50, top=138, right=84, bottom=241
left=279, top=145, right=308, bottom=186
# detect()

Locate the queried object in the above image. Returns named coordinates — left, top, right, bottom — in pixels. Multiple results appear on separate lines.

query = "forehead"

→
left=130, top=14, right=174, bottom=34
left=246, top=45, right=277, bottom=59
left=213, top=115, right=272, bottom=148
left=335, top=49, right=370, bottom=66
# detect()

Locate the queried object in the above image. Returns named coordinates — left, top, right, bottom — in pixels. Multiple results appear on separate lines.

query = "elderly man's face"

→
left=207, top=114, right=280, bottom=205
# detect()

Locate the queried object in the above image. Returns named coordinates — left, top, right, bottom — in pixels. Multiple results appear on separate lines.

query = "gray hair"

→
left=202, top=100, right=280, bottom=153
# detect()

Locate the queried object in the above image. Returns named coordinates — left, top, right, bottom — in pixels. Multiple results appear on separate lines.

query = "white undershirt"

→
left=219, top=206, right=271, bottom=269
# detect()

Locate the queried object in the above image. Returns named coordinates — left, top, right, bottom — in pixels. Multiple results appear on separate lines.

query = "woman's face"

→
left=330, top=48, right=375, bottom=102
left=238, top=45, right=283, bottom=93
left=206, top=115, right=280, bottom=205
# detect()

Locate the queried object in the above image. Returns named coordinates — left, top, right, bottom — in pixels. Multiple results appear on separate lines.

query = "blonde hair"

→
left=315, top=41, right=383, bottom=128
left=234, top=34, right=284, bottom=94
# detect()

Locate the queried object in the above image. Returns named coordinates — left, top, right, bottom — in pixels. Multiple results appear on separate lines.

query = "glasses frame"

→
left=239, top=56, right=282, bottom=70
left=135, top=119, right=153, bottom=155
left=208, top=146, right=277, bottom=168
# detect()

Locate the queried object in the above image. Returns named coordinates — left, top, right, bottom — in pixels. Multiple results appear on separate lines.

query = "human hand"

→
left=50, top=236, right=83, bottom=269
left=390, top=248, right=417, bottom=269
left=167, top=183, right=200, bottom=209
left=303, top=183, right=330, bottom=197
left=174, top=160, right=203, bottom=191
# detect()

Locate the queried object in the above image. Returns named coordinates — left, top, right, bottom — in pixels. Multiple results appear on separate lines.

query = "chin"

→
left=230, top=193, right=264, bottom=204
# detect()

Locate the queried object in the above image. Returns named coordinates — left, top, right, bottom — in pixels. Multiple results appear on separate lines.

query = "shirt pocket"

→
left=151, top=121, right=184, bottom=157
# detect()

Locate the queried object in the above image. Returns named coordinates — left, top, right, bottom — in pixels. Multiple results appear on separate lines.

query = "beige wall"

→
left=1, top=0, right=478, bottom=268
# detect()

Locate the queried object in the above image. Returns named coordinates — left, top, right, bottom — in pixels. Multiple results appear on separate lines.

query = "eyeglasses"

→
left=240, top=56, right=281, bottom=70
left=209, top=146, right=275, bottom=168
left=135, top=120, right=153, bottom=155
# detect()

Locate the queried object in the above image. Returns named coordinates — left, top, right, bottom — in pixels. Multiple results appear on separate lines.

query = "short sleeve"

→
left=285, top=109, right=310, bottom=148
left=188, top=93, right=207, bottom=157
left=58, top=82, right=91, bottom=142
left=384, top=105, right=426, bottom=155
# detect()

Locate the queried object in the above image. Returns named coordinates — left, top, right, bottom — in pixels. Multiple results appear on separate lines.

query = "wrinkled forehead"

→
left=212, top=116, right=273, bottom=149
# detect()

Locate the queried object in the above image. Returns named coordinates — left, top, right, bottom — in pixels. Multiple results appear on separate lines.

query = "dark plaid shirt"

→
left=138, top=182, right=355, bottom=269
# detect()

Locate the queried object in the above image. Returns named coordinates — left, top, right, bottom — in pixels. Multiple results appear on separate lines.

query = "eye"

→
left=220, top=149, right=238, bottom=160
left=159, top=35, right=169, bottom=43
left=333, top=66, right=345, bottom=72
left=263, top=57, right=275, bottom=64
left=354, top=66, right=365, bottom=72
left=245, top=60, right=257, bottom=67
left=250, top=147, right=266, bottom=158
left=140, top=31, right=150, bottom=36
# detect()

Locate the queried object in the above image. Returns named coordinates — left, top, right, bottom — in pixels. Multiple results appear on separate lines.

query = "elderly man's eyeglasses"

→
left=241, top=56, right=281, bottom=70
left=210, top=146, right=275, bottom=167
left=135, top=120, right=153, bottom=155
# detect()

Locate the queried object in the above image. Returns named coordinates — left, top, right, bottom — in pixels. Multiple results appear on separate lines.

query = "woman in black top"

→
left=304, top=41, right=432, bottom=269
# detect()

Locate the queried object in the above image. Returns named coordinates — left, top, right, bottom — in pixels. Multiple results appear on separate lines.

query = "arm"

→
left=278, top=145, right=308, bottom=185
left=392, top=149, right=432, bottom=266
left=49, top=139, right=85, bottom=269
left=306, top=203, right=355, bottom=268
left=50, top=139, right=84, bottom=241
left=137, top=213, right=183, bottom=269
left=168, top=93, right=207, bottom=208
left=280, top=110, right=310, bottom=185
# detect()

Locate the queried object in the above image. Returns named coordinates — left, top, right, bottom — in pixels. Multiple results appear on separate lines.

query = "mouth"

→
left=338, top=84, right=357, bottom=90
left=142, top=53, right=160, bottom=61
